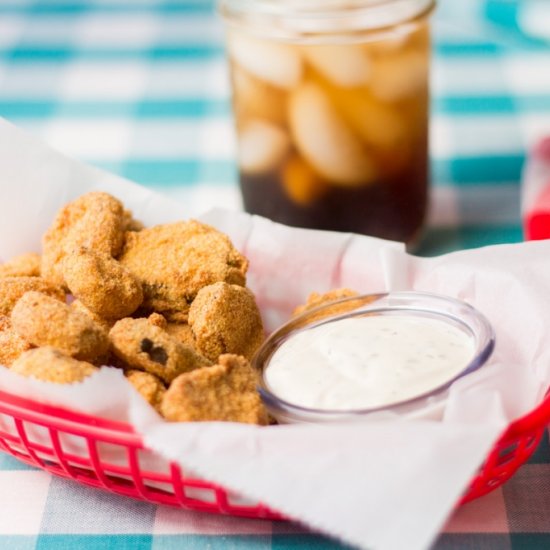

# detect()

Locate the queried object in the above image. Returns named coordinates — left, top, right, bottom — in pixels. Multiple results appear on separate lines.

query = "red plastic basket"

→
left=0, top=387, right=548, bottom=517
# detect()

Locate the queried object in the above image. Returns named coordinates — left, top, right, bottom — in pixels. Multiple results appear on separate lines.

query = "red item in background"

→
left=526, top=186, right=550, bottom=241
left=523, top=137, right=550, bottom=240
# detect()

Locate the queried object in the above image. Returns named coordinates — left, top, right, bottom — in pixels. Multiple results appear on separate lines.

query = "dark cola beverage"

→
left=224, top=10, right=432, bottom=244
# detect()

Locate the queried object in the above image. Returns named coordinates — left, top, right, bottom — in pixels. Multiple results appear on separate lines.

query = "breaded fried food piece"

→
left=11, top=346, right=97, bottom=384
left=0, top=277, right=65, bottom=316
left=125, top=369, right=166, bottom=412
left=165, top=322, right=196, bottom=349
left=63, top=247, right=143, bottom=319
left=188, top=282, right=264, bottom=361
left=11, top=291, right=109, bottom=362
left=0, top=316, right=32, bottom=366
left=41, top=191, right=126, bottom=286
left=71, top=300, right=115, bottom=333
left=118, top=221, right=248, bottom=319
left=109, top=317, right=211, bottom=384
left=161, top=354, right=269, bottom=424
left=0, top=253, right=41, bottom=278
left=292, top=288, right=360, bottom=317
left=147, top=312, right=167, bottom=328
left=147, top=313, right=197, bottom=349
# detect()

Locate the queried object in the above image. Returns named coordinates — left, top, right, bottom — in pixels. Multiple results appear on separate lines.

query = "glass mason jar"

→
left=219, top=0, right=435, bottom=245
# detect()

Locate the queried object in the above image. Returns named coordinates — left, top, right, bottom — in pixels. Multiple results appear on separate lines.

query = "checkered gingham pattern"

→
left=0, top=0, right=550, bottom=549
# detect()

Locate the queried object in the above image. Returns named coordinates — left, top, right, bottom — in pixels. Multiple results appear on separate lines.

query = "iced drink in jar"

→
left=219, top=0, right=435, bottom=245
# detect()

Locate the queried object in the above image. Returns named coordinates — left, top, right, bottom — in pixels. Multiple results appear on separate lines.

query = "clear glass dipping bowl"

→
left=254, top=291, right=495, bottom=423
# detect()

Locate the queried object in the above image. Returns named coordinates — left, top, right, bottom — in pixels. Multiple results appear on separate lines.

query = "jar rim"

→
left=219, top=0, right=436, bottom=40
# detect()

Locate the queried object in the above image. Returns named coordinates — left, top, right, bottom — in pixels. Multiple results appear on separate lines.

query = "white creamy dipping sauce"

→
left=264, top=315, right=476, bottom=410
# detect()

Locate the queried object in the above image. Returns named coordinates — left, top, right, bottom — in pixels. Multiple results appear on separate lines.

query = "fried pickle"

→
left=11, top=346, right=97, bottom=384
left=125, top=369, right=166, bottom=412
left=63, top=247, right=143, bottom=319
left=41, top=191, right=127, bottom=286
left=188, top=282, right=264, bottom=362
left=161, top=354, right=269, bottom=424
left=0, top=316, right=32, bottom=366
left=0, top=277, right=65, bottom=316
left=109, top=317, right=211, bottom=384
left=118, top=221, right=248, bottom=320
left=292, top=288, right=360, bottom=317
left=0, top=253, right=41, bottom=278
left=11, top=291, right=109, bottom=362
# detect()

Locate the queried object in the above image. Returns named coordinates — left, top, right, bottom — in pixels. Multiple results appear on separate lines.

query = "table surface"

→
left=1, top=0, right=550, bottom=548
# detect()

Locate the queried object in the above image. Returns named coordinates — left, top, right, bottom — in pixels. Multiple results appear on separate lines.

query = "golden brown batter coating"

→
left=188, top=282, right=264, bottom=362
left=165, top=322, right=197, bottom=349
left=11, top=346, right=97, bottom=384
left=125, top=369, right=166, bottom=412
left=70, top=300, right=115, bottom=332
left=109, top=317, right=211, bottom=384
left=147, top=313, right=197, bottom=349
left=161, top=354, right=269, bottom=424
left=118, top=221, right=248, bottom=319
left=0, top=277, right=65, bottom=316
left=147, top=312, right=167, bottom=328
left=11, top=291, right=109, bottom=362
left=0, top=316, right=32, bottom=366
left=0, top=253, right=41, bottom=278
left=63, top=247, right=143, bottom=319
left=41, top=191, right=126, bottom=286
left=292, top=288, right=360, bottom=317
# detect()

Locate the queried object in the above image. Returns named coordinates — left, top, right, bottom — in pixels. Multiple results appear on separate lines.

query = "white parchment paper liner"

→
left=0, top=118, right=548, bottom=550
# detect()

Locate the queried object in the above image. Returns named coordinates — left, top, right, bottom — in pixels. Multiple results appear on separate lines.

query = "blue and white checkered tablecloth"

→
left=1, top=1, right=550, bottom=549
